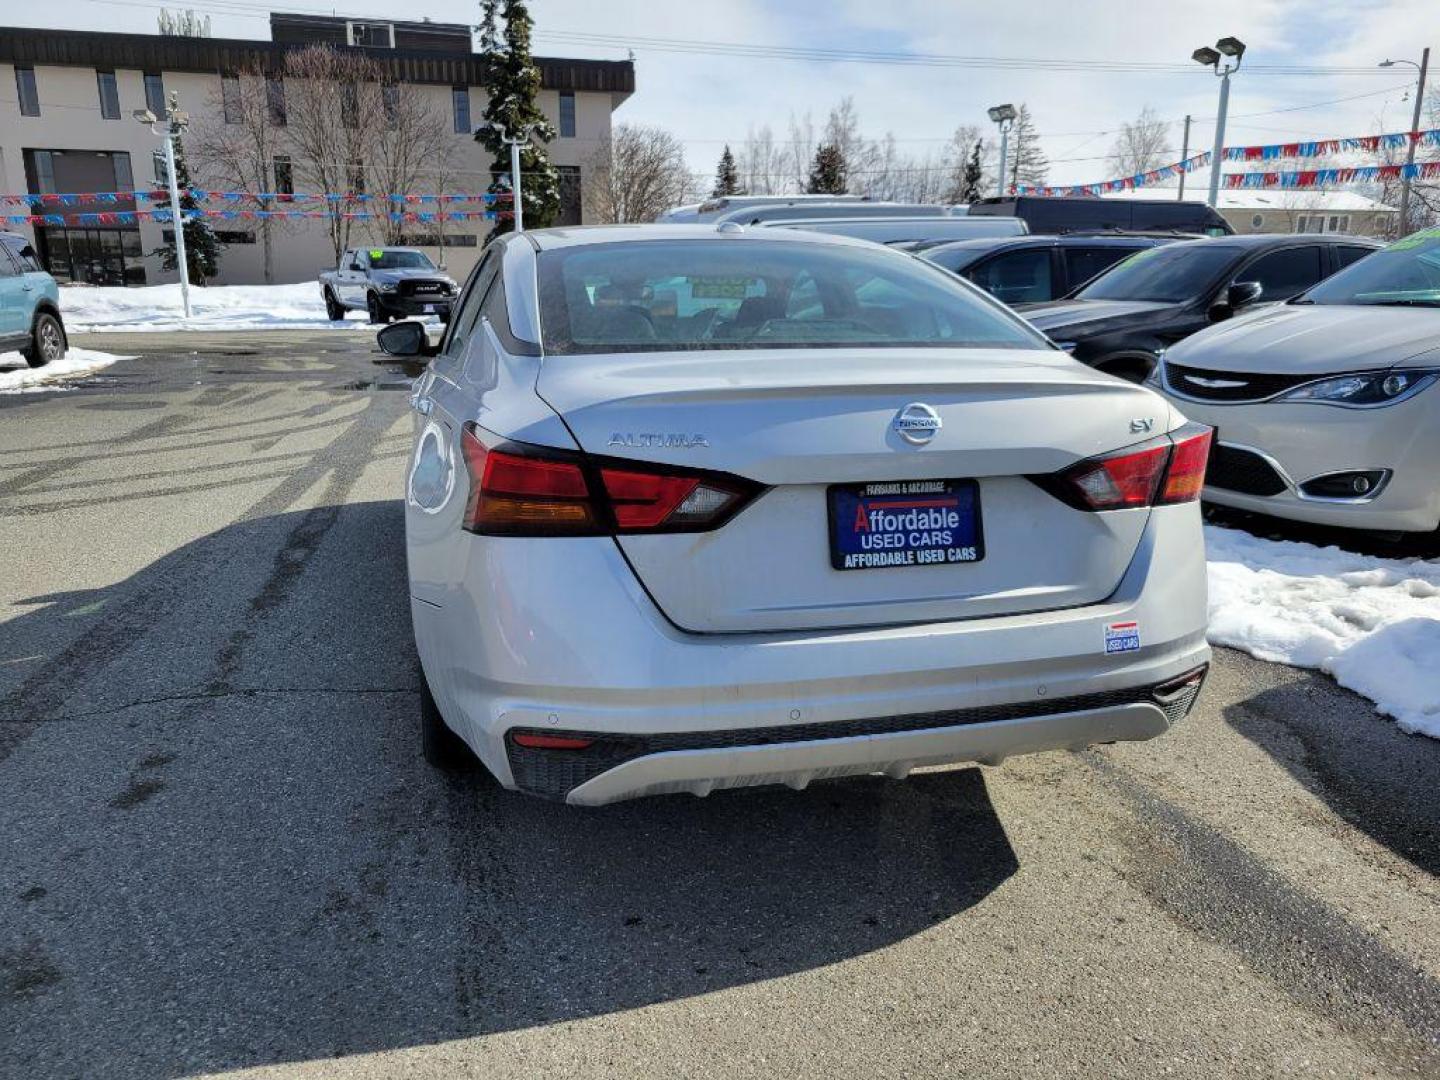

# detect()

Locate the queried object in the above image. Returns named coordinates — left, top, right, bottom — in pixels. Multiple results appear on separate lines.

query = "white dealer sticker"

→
left=1105, top=621, right=1141, bottom=654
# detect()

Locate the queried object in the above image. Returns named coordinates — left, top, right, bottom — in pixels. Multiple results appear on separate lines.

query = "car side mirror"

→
left=377, top=320, right=438, bottom=357
left=1228, top=280, right=1263, bottom=308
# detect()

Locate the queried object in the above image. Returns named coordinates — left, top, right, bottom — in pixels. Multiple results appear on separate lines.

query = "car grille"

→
left=1164, top=362, right=1312, bottom=403
left=506, top=672, right=1208, bottom=800
left=399, top=279, right=448, bottom=297
left=1207, top=444, right=1288, bottom=496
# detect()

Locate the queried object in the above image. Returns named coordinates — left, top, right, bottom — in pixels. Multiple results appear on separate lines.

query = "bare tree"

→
left=190, top=60, right=288, bottom=283
left=1107, top=105, right=1170, bottom=179
left=583, top=123, right=691, bottom=223
left=786, top=111, right=817, bottom=194
left=738, top=125, right=786, bottom=195
left=367, top=82, right=456, bottom=246
left=283, top=44, right=386, bottom=262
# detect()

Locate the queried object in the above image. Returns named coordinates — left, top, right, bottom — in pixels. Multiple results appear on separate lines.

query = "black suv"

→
left=920, top=234, right=1180, bottom=305
left=1019, top=234, right=1382, bottom=382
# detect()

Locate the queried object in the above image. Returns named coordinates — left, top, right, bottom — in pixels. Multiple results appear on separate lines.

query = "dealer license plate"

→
left=827, top=479, right=984, bottom=571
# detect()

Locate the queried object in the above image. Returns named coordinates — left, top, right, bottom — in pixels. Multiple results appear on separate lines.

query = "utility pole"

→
left=1178, top=115, right=1192, bottom=200
left=1401, top=48, right=1430, bottom=235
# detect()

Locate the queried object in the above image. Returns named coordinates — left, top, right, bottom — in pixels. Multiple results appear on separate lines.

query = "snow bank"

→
left=1205, top=524, right=1440, bottom=738
left=58, top=282, right=443, bottom=333
left=0, top=348, right=129, bottom=393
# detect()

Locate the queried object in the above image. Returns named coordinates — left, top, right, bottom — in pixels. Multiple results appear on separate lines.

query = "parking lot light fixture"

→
left=1194, top=38, right=1245, bottom=210
left=987, top=104, right=1018, bottom=195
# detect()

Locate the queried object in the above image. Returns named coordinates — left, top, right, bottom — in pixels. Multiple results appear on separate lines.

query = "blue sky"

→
left=7, top=0, right=1437, bottom=187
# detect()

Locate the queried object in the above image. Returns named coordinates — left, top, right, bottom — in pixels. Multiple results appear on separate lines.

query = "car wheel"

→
left=366, top=293, right=390, bottom=324
left=22, top=312, right=66, bottom=369
left=420, top=668, right=476, bottom=771
left=323, top=288, right=346, bottom=321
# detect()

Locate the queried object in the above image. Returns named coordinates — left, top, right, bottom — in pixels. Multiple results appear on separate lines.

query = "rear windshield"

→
left=1075, top=243, right=1239, bottom=302
left=369, top=250, right=434, bottom=270
left=535, top=240, right=1048, bottom=354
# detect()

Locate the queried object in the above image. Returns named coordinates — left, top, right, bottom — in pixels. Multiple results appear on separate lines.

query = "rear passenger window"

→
left=1065, top=246, right=1140, bottom=290
left=966, top=249, right=1052, bottom=304
left=1336, top=246, right=1374, bottom=269
left=442, top=252, right=501, bottom=359
left=1238, top=246, right=1325, bottom=301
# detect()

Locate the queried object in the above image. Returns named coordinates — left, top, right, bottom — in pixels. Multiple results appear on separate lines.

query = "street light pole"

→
left=508, top=137, right=524, bottom=233
left=987, top=104, right=1017, bottom=196
left=1193, top=38, right=1246, bottom=210
left=135, top=93, right=192, bottom=319
left=1382, top=49, right=1430, bottom=236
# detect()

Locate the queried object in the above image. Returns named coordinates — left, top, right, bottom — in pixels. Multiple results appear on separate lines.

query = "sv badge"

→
left=1129, top=418, right=1155, bottom=434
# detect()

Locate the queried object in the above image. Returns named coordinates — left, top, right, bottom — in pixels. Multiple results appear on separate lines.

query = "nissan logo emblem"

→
left=893, top=402, right=942, bottom=445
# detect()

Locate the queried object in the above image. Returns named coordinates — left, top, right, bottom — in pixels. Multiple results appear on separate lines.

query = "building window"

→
left=97, top=71, right=121, bottom=120
left=153, top=149, right=169, bottom=185
left=348, top=161, right=366, bottom=193
left=400, top=233, right=478, bottom=248
left=267, top=76, right=287, bottom=126
left=222, top=74, right=242, bottom=123
left=558, top=91, right=576, bottom=138
left=144, top=72, right=167, bottom=119
left=452, top=87, right=471, bottom=134
left=16, top=67, right=40, bottom=117
left=1294, top=215, right=1308, bottom=233
left=382, top=83, right=399, bottom=128
left=1250, top=213, right=1264, bottom=230
left=273, top=155, right=294, bottom=196
left=347, top=21, right=394, bottom=48
left=341, top=83, right=359, bottom=129
left=555, top=164, right=582, bottom=225
left=1330, top=215, right=1349, bottom=234
left=215, top=230, right=255, bottom=244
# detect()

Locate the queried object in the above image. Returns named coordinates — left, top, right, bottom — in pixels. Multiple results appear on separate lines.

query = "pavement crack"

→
left=5, top=686, right=419, bottom=724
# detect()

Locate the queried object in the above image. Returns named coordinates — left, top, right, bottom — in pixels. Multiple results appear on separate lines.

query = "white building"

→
left=1102, top=186, right=1397, bottom=237
left=0, top=16, right=634, bottom=285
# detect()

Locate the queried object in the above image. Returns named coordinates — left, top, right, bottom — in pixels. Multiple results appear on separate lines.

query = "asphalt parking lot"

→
left=1, top=330, right=1437, bottom=1079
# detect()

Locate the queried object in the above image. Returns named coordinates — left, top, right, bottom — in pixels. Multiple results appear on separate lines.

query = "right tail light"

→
left=1031, top=423, right=1212, bottom=512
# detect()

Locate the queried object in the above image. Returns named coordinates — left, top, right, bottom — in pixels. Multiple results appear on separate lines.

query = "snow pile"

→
left=1205, top=524, right=1440, bottom=738
left=60, top=282, right=358, bottom=332
left=0, top=348, right=128, bottom=393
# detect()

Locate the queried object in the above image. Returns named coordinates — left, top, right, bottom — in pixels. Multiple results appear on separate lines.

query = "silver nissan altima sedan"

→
left=379, top=224, right=1211, bottom=806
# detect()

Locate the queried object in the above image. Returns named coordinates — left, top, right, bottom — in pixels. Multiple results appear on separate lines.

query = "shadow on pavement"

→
left=0, top=500, right=1019, bottom=1076
left=1222, top=680, right=1440, bottom=878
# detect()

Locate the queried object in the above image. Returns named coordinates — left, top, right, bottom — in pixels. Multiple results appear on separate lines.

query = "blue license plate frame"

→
left=827, top=479, right=984, bottom=571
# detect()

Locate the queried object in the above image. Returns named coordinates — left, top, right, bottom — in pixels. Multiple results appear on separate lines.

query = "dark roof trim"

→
left=0, top=25, right=635, bottom=94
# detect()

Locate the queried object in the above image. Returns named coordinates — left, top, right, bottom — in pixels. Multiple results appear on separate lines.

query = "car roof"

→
left=521, top=223, right=887, bottom=252
left=923, top=234, right=1162, bottom=255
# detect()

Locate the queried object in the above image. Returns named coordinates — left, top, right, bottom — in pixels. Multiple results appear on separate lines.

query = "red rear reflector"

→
left=1158, top=425, right=1212, bottom=505
left=511, top=732, right=596, bottom=750
left=600, top=468, right=701, bottom=529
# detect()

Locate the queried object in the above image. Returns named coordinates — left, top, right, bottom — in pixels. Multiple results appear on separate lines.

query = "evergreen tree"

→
left=805, top=143, right=848, bottom=194
left=476, top=0, right=560, bottom=234
left=712, top=145, right=740, bottom=197
left=959, top=140, right=986, bottom=203
left=148, top=134, right=222, bottom=284
left=1008, top=103, right=1049, bottom=191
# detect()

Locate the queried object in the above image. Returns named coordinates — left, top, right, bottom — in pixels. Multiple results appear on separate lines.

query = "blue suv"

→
left=0, top=231, right=66, bottom=367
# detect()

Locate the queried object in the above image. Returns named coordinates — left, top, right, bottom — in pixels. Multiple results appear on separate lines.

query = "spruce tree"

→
left=1008, top=104, right=1049, bottom=190
left=477, top=0, right=560, bottom=234
left=806, top=143, right=848, bottom=195
left=148, top=134, right=222, bottom=284
left=713, top=145, right=740, bottom=197
left=959, top=140, right=986, bottom=203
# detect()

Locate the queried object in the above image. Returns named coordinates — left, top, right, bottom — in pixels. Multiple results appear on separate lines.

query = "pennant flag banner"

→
left=1015, top=154, right=1210, bottom=197
left=0, top=189, right=513, bottom=207
left=1014, top=124, right=1440, bottom=198
left=1, top=208, right=505, bottom=226
left=1224, top=159, right=1440, bottom=190
left=1221, top=128, right=1440, bottom=161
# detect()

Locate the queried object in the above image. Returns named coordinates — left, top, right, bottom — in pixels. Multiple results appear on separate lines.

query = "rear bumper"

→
left=412, top=503, right=1210, bottom=804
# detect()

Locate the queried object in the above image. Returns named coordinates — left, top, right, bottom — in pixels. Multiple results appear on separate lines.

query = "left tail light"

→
left=459, top=423, right=761, bottom=536
left=1031, top=423, right=1212, bottom=512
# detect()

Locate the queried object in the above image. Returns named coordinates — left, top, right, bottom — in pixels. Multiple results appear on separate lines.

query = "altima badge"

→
left=608, top=433, right=710, bottom=449
left=893, top=403, right=942, bottom=446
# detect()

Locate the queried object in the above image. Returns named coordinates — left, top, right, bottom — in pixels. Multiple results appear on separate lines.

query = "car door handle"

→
left=409, top=394, right=433, bottom=416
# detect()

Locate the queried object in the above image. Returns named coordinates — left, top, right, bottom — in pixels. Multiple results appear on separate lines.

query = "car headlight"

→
left=1275, top=369, right=1439, bottom=407
left=377, top=280, right=398, bottom=293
